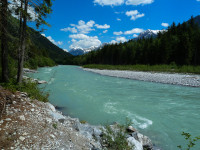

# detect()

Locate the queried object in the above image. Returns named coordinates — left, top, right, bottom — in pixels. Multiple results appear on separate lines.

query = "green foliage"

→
left=0, top=79, right=49, bottom=102
left=178, top=132, right=200, bottom=150
left=83, top=64, right=200, bottom=74
left=52, top=123, right=57, bottom=129
left=80, top=120, right=87, bottom=124
left=102, top=119, right=134, bottom=150
left=70, top=16, right=200, bottom=68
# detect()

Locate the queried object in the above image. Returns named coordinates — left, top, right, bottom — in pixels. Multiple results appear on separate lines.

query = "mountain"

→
left=5, top=15, right=72, bottom=66
left=137, top=29, right=163, bottom=39
left=69, top=48, right=85, bottom=56
left=69, top=46, right=100, bottom=56
left=29, top=28, right=72, bottom=64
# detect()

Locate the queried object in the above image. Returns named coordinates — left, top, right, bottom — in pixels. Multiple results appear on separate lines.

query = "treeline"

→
left=70, top=16, right=200, bottom=66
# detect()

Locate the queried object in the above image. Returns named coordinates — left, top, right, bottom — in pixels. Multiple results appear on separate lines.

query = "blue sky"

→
left=39, top=0, right=200, bottom=51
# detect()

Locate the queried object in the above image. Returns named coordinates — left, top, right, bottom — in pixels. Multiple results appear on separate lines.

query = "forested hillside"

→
left=71, top=16, right=200, bottom=66
left=0, top=15, right=71, bottom=72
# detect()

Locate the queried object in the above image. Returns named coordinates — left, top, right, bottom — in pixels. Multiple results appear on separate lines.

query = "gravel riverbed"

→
left=83, top=68, right=200, bottom=87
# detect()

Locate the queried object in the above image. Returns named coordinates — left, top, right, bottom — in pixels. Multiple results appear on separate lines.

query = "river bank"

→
left=82, top=68, right=200, bottom=87
left=0, top=86, right=154, bottom=150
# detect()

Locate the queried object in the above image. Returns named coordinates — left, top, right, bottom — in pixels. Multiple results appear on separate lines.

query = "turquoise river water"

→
left=30, top=65, right=200, bottom=150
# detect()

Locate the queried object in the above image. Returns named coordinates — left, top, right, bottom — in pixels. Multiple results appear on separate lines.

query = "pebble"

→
left=19, top=115, right=25, bottom=121
left=83, top=68, right=200, bottom=87
left=23, top=132, right=28, bottom=136
left=5, top=118, right=12, bottom=121
left=50, top=134, right=55, bottom=138
left=31, top=108, right=35, bottom=112
left=19, top=136, right=25, bottom=141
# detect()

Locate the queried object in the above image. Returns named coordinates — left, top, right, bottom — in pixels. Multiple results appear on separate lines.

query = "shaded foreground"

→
left=83, top=68, right=200, bottom=87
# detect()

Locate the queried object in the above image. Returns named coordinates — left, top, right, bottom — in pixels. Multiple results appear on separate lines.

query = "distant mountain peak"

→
left=69, top=45, right=105, bottom=56
left=137, top=29, right=165, bottom=39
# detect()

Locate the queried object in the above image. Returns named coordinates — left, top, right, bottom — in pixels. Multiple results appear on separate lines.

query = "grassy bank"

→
left=0, top=79, right=49, bottom=102
left=83, top=64, right=200, bottom=74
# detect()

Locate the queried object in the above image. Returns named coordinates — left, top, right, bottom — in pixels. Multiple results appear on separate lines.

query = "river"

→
left=30, top=65, right=200, bottom=150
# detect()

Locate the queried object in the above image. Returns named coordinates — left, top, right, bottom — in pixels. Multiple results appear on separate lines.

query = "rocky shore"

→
left=83, top=68, right=200, bottom=87
left=0, top=87, right=153, bottom=150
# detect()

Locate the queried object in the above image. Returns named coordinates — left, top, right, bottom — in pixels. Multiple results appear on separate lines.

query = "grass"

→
left=82, top=64, right=200, bottom=74
left=0, top=79, right=49, bottom=102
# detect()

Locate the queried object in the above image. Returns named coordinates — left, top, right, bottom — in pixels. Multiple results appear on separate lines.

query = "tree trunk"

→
left=1, top=0, right=9, bottom=82
left=17, top=0, right=28, bottom=83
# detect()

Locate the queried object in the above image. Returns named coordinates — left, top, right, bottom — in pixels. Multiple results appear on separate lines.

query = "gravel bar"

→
left=83, top=68, right=200, bottom=87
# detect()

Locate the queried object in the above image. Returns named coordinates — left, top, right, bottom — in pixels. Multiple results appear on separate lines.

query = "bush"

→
left=102, top=119, right=133, bottom=150
left=178, top=132, right=200, bottom=150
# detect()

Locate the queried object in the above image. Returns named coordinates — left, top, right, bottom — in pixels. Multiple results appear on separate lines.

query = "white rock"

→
left=31, top=108, right=35, bottom=112
left=0, top=120, right=3, bottom=124
left=5, top=118, right=11, bottom=121
left=19, top=136, right=25, bottom=141
left=13, top=101, right=17, bottom=104
left=38, top=80, right=47, bottom=84
left=46, top=118, right=52, bottom=123
left=50, top=134, right=55, bottom=138
left=136, top=133, right=152, bottom=147
left=19, top=115, right=25, bottom=121
left=46, top=103, right=56, bottom=112
left=127, top=137, right=143, bottom=150
left=23, top=132, right=28, bottom=136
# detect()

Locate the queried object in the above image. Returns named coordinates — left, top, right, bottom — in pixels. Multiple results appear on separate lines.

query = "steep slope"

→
left=5, top=16, right=71, bottom=65
left=29, top=29, right=71, bottom=64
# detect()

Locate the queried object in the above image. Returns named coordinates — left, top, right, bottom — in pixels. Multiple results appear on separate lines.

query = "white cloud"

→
left=117, top=18, right=121, bottom=21
left=76, top=20, right=95, bottom=34
left=94, top=0, right=153, bottom=6
left=113, top=31, right=123, bottom=35
left=95, top=24, right=110, bottom=29
left=103, top=30, right=108, bottom=33
left=69, top=34, right=90, bottom=39
left=197, top=0, right=200, bottom=1
left=133, top=34, right=138, bottom=38
left=110, top=40, right=117, bottom=44
left=126, top=0, right=154, bottom=5
left=62, top=20, right=95, bottom=34
left=124, top=28, right=144, bottom=35
left=69, top=34, right=101, bottom=49
left=161, top=23, right=169, bottom=27
left=126, top=10, right=145, bottom=20
left=60, top=27, right=77, bottom=33
left=46, top=36, right=63, bottom=46
left=93, top=0, right=124, bottom=6
left=116, top=36, right=127, bottom=43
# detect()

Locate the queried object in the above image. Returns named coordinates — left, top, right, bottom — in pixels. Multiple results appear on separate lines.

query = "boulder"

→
left=136, top=133, right=153, bottom=150
left=127, top=126, right=137, bottom=133
left=127, top=137, right=143, bottom=150
left=37, top=80, right=47, bottom=84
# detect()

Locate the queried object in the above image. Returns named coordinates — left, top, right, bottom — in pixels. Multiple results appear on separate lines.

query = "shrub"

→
left=178, top=132, right=200, bottom=150
left=102, top=119, right=133, bottom=150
